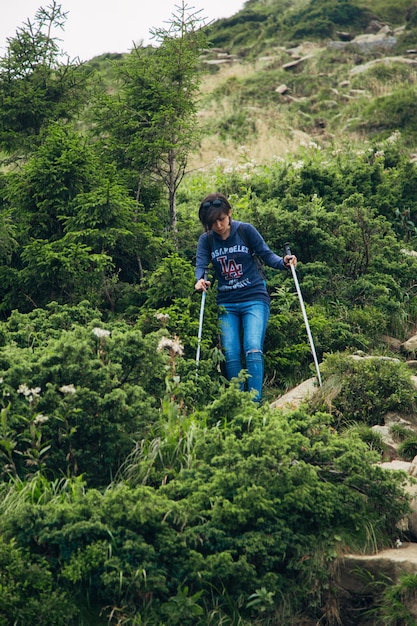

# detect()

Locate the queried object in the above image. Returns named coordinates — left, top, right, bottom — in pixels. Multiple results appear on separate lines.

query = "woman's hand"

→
left=195, top=278, right=211, bottom=292
left=284, top=255, right=297, bottom=268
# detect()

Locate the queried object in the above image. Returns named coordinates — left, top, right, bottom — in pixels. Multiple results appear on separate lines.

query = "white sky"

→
left=0, top=0, right=245, bottom=61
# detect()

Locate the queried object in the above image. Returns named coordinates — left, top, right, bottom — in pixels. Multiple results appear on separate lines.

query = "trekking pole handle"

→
left=203, top=266, right=209, bottom=282
left=283, top=242, right=293, bottom=258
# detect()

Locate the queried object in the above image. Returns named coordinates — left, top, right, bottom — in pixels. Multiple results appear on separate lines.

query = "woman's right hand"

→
left=195, top=278, right=211, bottom=292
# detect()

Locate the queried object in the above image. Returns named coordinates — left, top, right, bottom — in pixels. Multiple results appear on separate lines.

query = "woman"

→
left=195, top=193, right=296, bottom=402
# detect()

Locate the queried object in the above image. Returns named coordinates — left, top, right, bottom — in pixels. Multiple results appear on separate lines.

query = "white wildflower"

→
left=18, top=384, right=41, bottom=400
left=33, top=413, right=49, bottom=425
left=387, top=130, right=401, bottom=144
left=171, top=336, right=184, bottom=356
left=158, top=337, right=173, bottom=352
left=59, top=384, right=77, bottom=394
left=18, top=384, right=31, bottom=396
left=213, top=157, right=231, bottom=167
left=92, top=327, right=111, bottom=338
left=157, top=336, right=184, bottom=356
left=292, top=160, right=304, bottom=170
left=154, top=312, right=170, bottom=325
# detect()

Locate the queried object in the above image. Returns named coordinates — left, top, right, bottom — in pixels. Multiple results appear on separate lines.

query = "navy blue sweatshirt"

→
left=195, top=221, right=286, bottom=305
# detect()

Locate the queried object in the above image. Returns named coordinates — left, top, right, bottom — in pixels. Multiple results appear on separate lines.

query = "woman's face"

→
left=211, top=211, right=231, bottom=238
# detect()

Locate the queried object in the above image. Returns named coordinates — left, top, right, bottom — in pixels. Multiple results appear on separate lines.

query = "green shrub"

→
left=0, top=393, right=410, bottom=624
left=0, top=535, right=77, bottom=625
left=285, top=0, right=371, bottom=40
left=309, top=352, right=416, bottom=426
left=0, top=303, right=171, bottom=485
left=359, top=88, right=417, bottom=140
left=373, top=573, right=417, bottom=625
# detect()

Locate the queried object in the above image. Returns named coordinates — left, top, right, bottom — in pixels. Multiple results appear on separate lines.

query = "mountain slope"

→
left=188, top=0, right=417, bottom=171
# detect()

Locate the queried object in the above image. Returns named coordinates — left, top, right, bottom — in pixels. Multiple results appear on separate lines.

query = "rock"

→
left=402, top=249, right=417, bottom=258
left=380, top=459, right=412, bottom=472
left=275, top=84, right=289, bottom=94
left=349, top=354, right=400, bottom=363
left=381, top=335, right=402, bottom=351
left=404, top=482, right=417, bottom=539
left=373, top=425, right=402, bottom=458
left=378, top=459, right=417, bottom=539
left=203, top=59, right=234, bottom=66
left=258, top=56, right=276, bottom=63
left=378, top=25, right=393, bottom=36
left=282, top=55, right=313, bottom=71
left=336, top=31, right=354, bottom=41
left=328, top=34, right=397, bottom=54
left=402, top=334, right=417, bottom=354
left=373, top=412, right=417, bottom=459
left=327, top=41, right=348, bottom=51
left=366, top=20, right=384, bottom=34
left=336, top=543, right=417, bottom=595
left=270, top=377, right=318, bottom=410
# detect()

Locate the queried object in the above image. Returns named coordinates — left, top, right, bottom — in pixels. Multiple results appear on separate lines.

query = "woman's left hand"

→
left=284, top=254, right=297, bottom=268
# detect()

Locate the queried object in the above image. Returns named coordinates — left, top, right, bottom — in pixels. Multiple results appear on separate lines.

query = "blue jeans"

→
left=218, top=300, right=270, bottom=401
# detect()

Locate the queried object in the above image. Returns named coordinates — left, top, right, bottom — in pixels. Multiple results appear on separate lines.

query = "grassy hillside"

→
left=185, top=0, right=417, bottom=171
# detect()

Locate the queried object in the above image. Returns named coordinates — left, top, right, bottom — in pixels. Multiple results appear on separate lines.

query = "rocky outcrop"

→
left=347, top=33, right=397, bottom=53
left=327, top=23, right=399, bottom=54
left=336, top=542, right=417, bottom=623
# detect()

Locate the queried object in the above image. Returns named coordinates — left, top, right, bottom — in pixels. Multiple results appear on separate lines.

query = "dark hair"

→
left=198, top=193, right=232, bottom=231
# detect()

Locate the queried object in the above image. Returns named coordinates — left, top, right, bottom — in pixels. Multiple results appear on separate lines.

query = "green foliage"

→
left=6, top=123, right=98, bottom=242
left=2, top=123, right=165, bottom=312
left=144, top=254, right=195, bottom=308
left=0, top=535, right=77, bottom=625
left=359, top=88, right=417, bottom=143
left=370, top=573, right=417, bottom=625
left=398, top=436, right=417, bottom=461
left=283, top=0, right=372, bottom=40
left=91, top=3, right=208, bottom=231
left=309, top=352, right=417, bottom=426
left=341, top=422, right=386, bottom=456
left=20, top=238, right=113, bottom=307
left=0, top=2, right=91, bottom=156
left=0, top=392, right=410, bottom=624
left=217, top=111, right=257, bottom=143
left=0, top=302, right=172, bottom=485
left=355, top=0, right=415, bottom=25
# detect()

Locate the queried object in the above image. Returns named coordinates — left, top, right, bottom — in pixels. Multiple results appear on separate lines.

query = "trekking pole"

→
left=195, top=267, right=209, bottom=380
left=284, top=243, right=322, bottom=387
